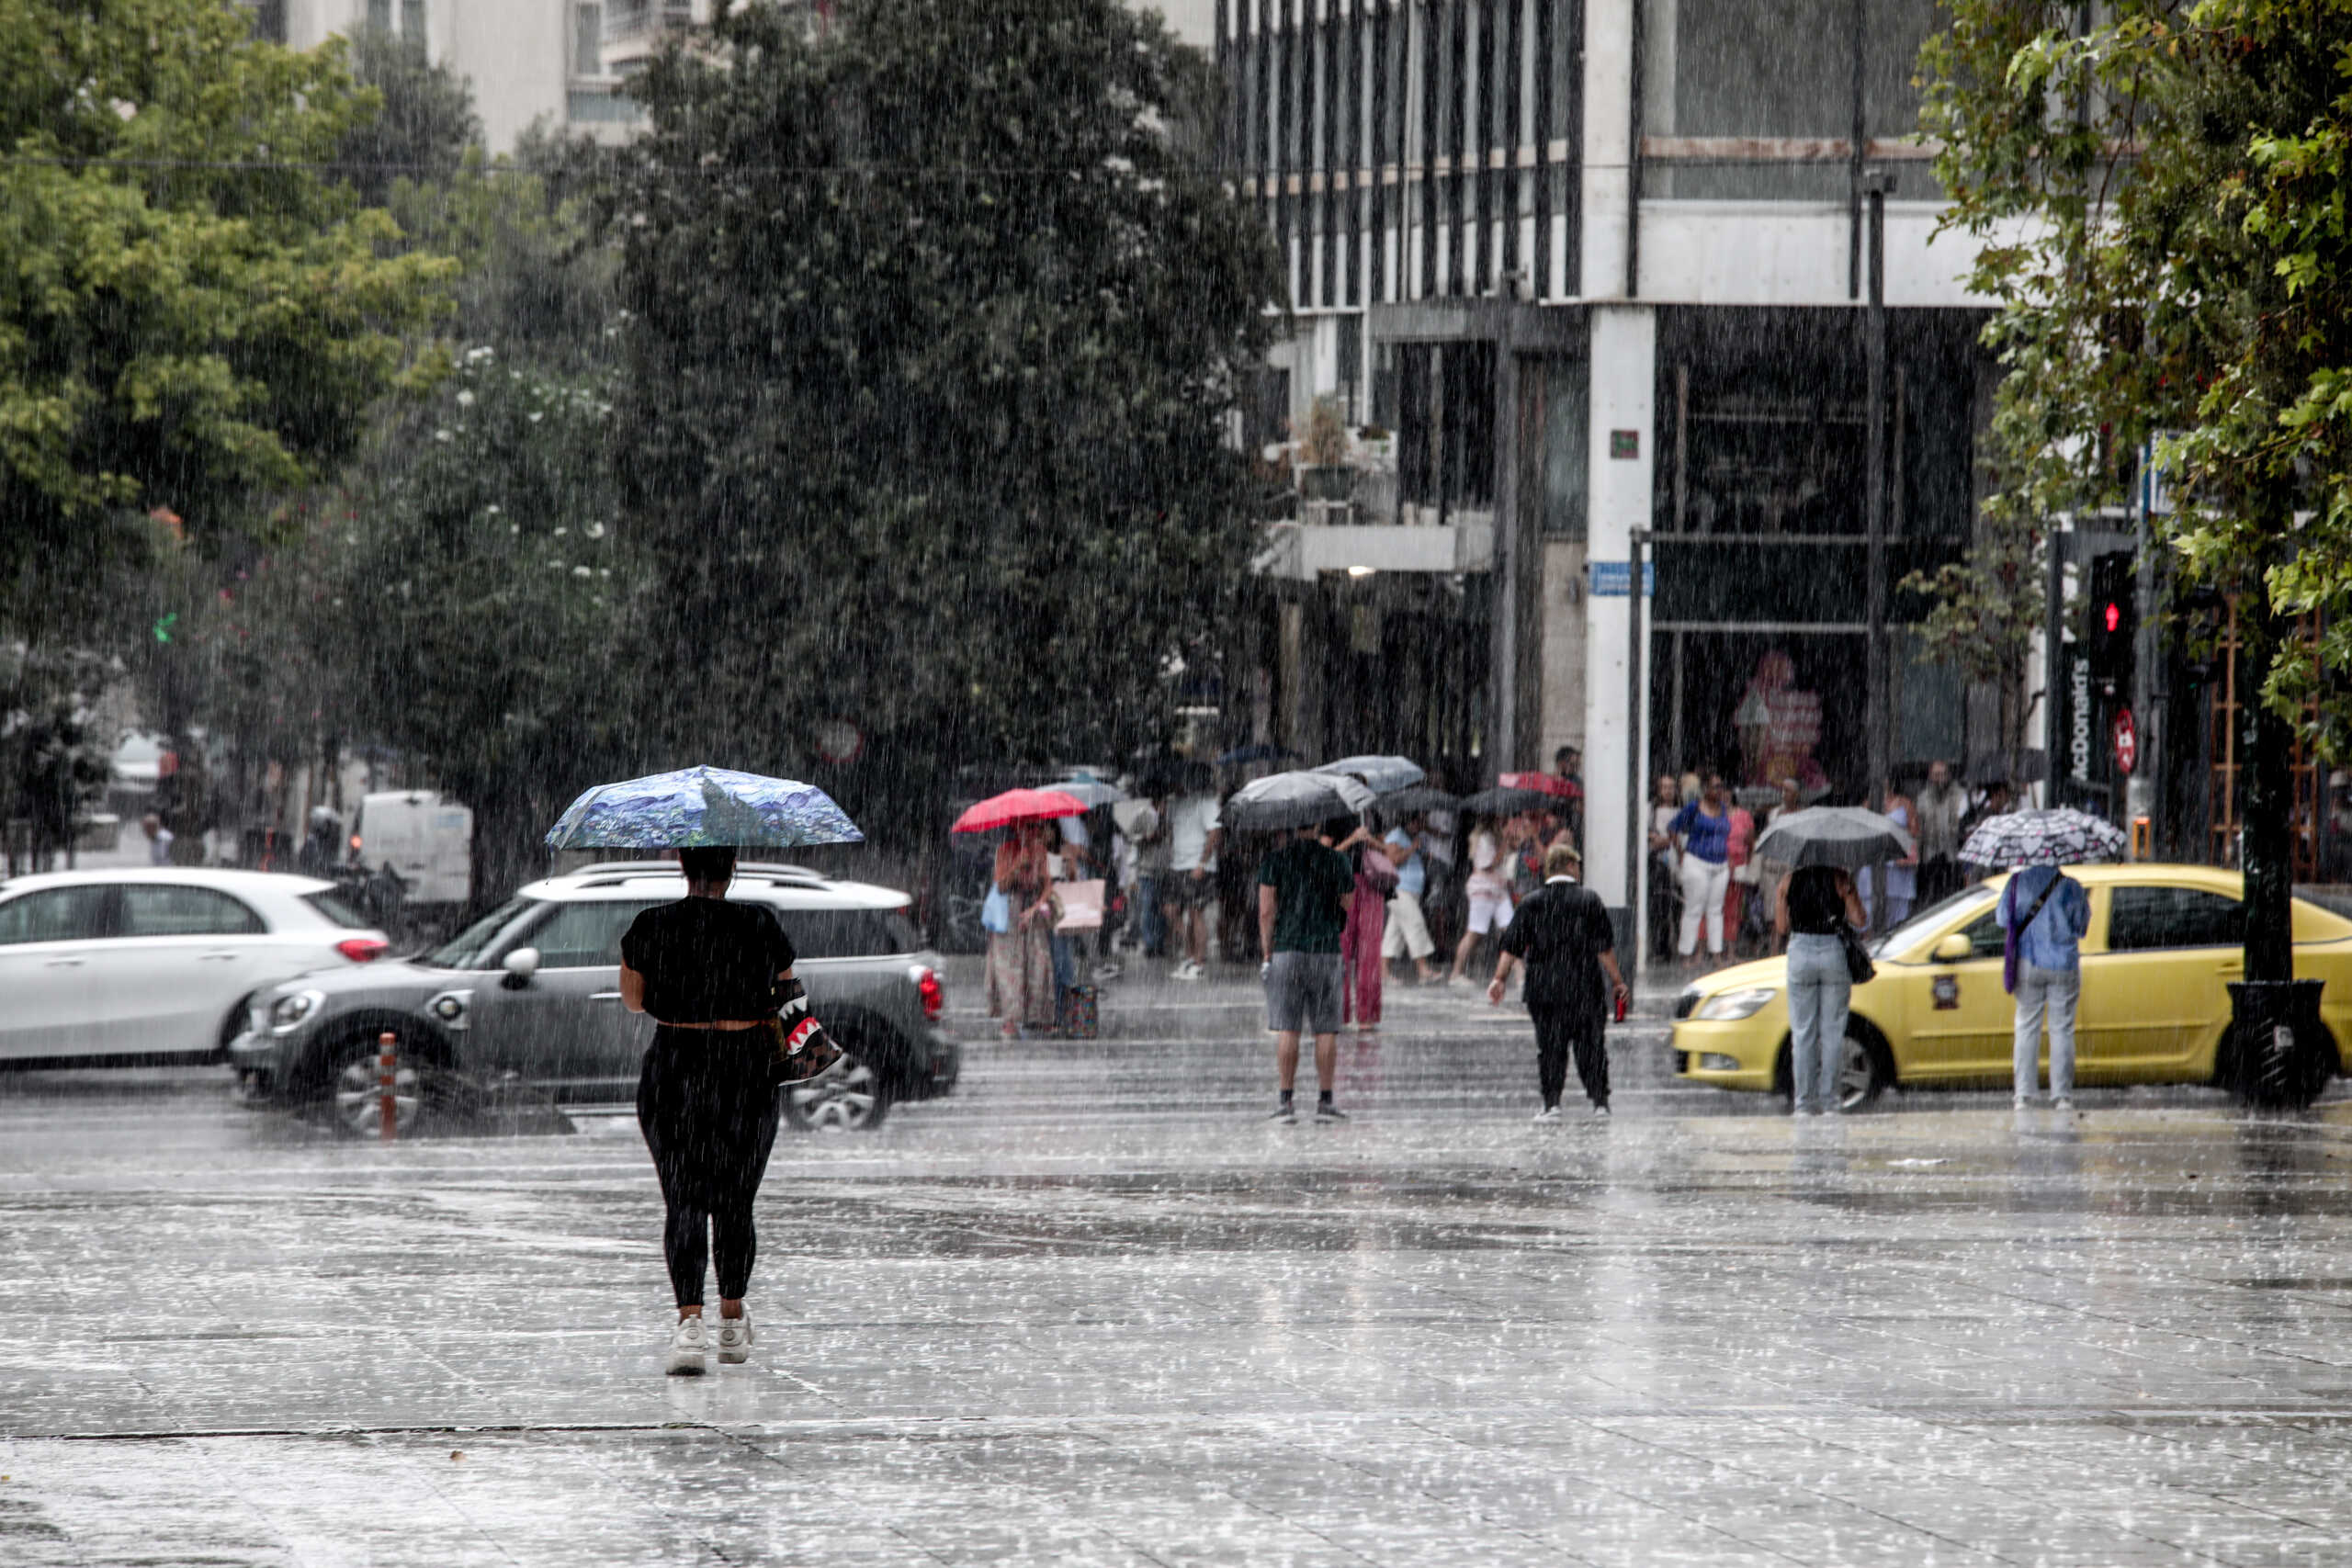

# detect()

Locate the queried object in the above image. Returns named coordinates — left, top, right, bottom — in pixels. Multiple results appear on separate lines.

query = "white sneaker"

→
left=665, top=1315, right=708, bottom=1377
left=1532, top=1105, right=1562, bottom=1122
left=2052, top=1097, right=2075, bottom=1112
left=716, top=1311, right=753, bottom=1365
left=2014, top=1095, right=2031, bottom=1110
left=1172, top=960, right=1203, bottom=981
left=1591, top=1103, right=1611, bottom=1118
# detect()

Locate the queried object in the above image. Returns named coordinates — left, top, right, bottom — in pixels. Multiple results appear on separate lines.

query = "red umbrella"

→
left=951, top=787, right=1087, bottom=833
left=1498, top=771, right=1582, bottom=801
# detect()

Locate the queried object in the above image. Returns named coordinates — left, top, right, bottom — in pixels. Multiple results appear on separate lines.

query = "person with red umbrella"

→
left=956, top=788, right=1083, bottom=1039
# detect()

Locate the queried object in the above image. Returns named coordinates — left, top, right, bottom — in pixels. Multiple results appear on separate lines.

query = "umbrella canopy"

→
left=1046, top=774, right=1126, bottom=808
left=1751, top=806, right=1917, bottom=870
left=1312, top=754, right=1426, bottom=795
left=951, top=787, right=1087, bottom=834
left=1224, top=769, right=1375, bottom=831
left=1497, top=770, right=1581, bottom=801
left=1960, top=808, right=2126, bottom=867
left=1458, top=785, right=1558, bottom=818
left=1378, top=785, right=1460, bottom=815
left=545, top=766, right=862, bottom=850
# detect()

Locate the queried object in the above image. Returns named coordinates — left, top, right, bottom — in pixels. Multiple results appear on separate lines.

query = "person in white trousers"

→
left=1668, top=773, right=1736, bottom=962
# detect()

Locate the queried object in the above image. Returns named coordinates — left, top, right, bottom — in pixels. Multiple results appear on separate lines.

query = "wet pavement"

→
left=6, top=960, right=2352, bottom=1564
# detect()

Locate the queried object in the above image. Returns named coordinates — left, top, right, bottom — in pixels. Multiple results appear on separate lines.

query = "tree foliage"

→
left=0, top=0, right=456, bottom=622
left=607, top=0, right=1283, bottom=838
left=1922, top=0, right=2352, bottom=974
left=334, top=25, right=483, bottom=208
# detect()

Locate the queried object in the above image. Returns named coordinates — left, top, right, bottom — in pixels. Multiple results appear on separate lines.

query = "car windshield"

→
left=300, top=890, right=373, bottom=930
left=1871, top=884, right=1997, bottom=957
left=424, top=897, right=539, bottom=968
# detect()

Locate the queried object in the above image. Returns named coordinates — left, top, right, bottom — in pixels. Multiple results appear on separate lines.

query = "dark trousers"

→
left=637, top=1026, right=780, bottom=1307
left=1532, top=1003, right=1609, bottom=1109
left=1916, top=855, right=1961, bottom=908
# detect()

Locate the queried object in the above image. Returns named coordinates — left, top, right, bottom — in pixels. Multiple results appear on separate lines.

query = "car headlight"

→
left=269, top=989, right=325, bottom=1034
left=1692, top=987, right=1777, bottom=1021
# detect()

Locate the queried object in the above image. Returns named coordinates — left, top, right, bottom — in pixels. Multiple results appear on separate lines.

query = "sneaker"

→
left=1444, top=974, right=1470, bottom=988
left=1591, top=1103, right=1611, bottom=1118
left=665, top=1315, right=709, bottom=1377
left=1532, top=1105, right=1562, bottom=1123
left=1172, top=960, right=1204, bottom=982
left=1314, top=1102, right=1348, bottom=1122
left=2013, top=1095, right=2031, bottom=1110
left=716, top=1311, right=753, bottom=1365
left=1268, top=1101, right=1296, bottom=1122
left=1091, top=962, right=1123, bottom=982
left=2052, top=1096, right=2075, bottom=1112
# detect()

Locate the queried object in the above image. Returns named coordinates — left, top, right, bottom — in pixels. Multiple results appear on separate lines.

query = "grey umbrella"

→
left=1224, top=769, right=1376, bottom=831
left=1751, top=806, right=1917, bottom=870
left=1458, top=786, right=1557, bottom=818
left=1312, top=755, right=1426, bottom=795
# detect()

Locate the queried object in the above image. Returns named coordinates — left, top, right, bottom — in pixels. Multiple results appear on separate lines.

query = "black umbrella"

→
left=1458, top=785, right=1556, bottom=818
left=1378, top=785, right=1460, bottom=815
left=1225, top=770, right=1376, bottom=831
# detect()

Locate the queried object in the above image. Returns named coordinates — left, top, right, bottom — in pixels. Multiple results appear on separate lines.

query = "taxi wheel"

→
left=1838, top=1031, right=1891, bottom=1111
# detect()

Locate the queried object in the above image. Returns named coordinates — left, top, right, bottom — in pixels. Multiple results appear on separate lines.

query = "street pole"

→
left=2044, top=524, right=2065, bottom=809
left=1625, top=527, right=1649, bottom=975
left=1862, top=169, right=1894, bottom=928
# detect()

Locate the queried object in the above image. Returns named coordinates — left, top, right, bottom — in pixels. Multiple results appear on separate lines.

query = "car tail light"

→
left=336, top=937, right=389, bottom=964
left=916, top=966, right=944, bottom=1023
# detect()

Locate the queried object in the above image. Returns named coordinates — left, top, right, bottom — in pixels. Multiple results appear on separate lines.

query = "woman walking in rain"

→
left=620, top=845, right=836, bottom=1374
left=1774, top=857, right=1866, bottom=1114
left=987, top=819, right=1062, bottom=1039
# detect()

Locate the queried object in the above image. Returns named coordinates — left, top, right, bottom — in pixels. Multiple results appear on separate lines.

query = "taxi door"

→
left=2077, top=883, right=2244, bottom=1079
left=1888, top=897, right=2015, bottom=1083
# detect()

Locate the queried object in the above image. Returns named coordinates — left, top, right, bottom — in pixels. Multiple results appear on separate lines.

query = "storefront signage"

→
left=1609, top=429, right=1640, bottom=459
left=2068, top=652, right=2092, bottom=784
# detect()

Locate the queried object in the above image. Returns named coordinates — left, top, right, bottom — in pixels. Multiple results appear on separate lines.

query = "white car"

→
left=0, top=869, right=390, bottom=1066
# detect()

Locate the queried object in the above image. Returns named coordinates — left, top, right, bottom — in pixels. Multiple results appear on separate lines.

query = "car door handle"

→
left=591, top=991, right=623, bottom=1002
left=198, top=952, right=243, bottom=962
left=44, top=957, right=85, bottom=967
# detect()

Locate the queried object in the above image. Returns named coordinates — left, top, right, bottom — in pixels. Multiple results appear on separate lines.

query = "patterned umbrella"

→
left=1046, top=773, right=1126, bottom=808
left=545, top=765, right=862, bottom=850
left=1313, top=754, right=1427, bottom=795
left=1961, top=808, right=2126, bottom=867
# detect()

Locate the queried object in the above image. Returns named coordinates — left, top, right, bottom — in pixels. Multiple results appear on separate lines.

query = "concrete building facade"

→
left=1225, top=0, right=2005, bottom=931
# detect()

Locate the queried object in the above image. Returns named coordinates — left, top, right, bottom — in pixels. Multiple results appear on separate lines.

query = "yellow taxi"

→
left=1669, top=864, right=2352, bottom=1109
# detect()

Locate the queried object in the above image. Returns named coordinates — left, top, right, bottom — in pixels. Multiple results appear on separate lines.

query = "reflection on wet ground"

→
left=6, top=1025, right=2352, bottom=1564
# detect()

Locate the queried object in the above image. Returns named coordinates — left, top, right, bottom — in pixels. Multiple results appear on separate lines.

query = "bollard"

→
left=378, top=1030, right=398, bottom=1142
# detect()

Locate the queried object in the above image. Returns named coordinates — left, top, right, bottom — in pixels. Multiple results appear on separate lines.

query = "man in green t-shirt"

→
left=1257, top=816, right=1358, bottom=1122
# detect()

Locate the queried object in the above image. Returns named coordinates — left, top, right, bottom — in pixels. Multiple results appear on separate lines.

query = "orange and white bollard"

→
left=378, top=1030, right=398, bottom=1142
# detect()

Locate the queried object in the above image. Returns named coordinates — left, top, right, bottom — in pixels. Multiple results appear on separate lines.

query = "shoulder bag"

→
left=1837, top=919, right=1877, bottom=986
left=2000, top=872, right=2067, bottom=995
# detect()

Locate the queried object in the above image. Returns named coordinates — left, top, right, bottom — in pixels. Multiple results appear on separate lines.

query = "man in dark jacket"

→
left=1487, top=840, right=1629, bottom=1120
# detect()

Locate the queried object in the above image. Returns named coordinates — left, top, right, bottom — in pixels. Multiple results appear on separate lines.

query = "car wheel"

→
left=216, top=994, right=254, bottom=1057
left=1838, top=1030, right=1890, bottom=1111
left=320, top=1029, right=432, bottom=1138
left=782, top=1053, right=891, bottom=1134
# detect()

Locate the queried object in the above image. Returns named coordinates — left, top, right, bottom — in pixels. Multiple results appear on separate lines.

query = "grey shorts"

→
left=1162, top=871, right=1216, bottom=909
left=1265, top=951, right=1344, bottom=1035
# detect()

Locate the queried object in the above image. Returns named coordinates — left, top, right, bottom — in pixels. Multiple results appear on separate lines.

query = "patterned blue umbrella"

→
left=1960, top=808, right=2125, bottom=868
left=544, top=766, right=863, bottom=850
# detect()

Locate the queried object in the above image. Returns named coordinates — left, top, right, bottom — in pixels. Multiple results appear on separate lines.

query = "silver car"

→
left=228, top=862, right=956, bottom=1134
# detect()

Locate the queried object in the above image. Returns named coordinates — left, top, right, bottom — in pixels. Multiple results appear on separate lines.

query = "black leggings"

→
left=636, top=1026, right=781, bottom=1307
left=1532, top=1004, right=1609, bottom=1110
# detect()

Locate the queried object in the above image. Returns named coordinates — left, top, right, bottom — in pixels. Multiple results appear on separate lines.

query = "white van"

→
left=349, top=792, right=472, bottom=905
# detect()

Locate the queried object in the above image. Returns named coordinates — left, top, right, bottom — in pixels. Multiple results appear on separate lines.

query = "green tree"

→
left=334, top=25, right=483, bottom=208
left=607, top=0, right=1283, bottom=840
left=1922, top=0, right=2352, bottom=987
left=336, top=347, right=644, bottom=900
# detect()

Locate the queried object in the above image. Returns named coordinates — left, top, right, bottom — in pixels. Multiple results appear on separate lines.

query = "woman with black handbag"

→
left=1775, top=862, right=1868, bottom=1115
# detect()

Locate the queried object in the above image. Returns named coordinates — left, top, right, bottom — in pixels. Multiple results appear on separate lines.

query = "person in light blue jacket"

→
left=1997, top=864, right=2093, bottom=1110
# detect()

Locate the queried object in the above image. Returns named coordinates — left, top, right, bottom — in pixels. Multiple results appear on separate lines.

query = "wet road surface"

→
left=6, top=963, right=2352, bottom=1565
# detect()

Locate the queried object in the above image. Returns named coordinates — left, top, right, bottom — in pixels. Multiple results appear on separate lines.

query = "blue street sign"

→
left=1590, top=561, right=1655, bottom=598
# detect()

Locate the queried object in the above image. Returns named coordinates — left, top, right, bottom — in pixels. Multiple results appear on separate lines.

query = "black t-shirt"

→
left=1498, top=878, right=1615, bottom=1013
left=1258, top=838, right=1355, bottom=954
left=620, top=897, right=797, bottom=1024
left=1785, top=865, right=1849, bottom=935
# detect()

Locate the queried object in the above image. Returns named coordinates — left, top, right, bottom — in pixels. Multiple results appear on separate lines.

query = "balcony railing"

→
left=605, top=1, right=693, bottom=42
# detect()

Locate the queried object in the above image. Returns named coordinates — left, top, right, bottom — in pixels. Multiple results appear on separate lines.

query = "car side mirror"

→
left=1932, top=934, right=1973, bottom=964
left=501, top=946, right=540, bottom=987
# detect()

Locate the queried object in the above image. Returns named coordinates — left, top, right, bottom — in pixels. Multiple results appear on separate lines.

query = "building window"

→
left=367, top=0, right=390, bottom=32
left=401, top=0, right=425, bottom=45
left=574, top=3, right=603, bottom=76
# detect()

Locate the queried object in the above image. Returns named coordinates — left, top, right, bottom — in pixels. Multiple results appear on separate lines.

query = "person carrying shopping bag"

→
left=1997, top=863, right=2091, bottom=1110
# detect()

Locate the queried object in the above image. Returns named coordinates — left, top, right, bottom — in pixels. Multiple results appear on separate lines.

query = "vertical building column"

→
left=1581, top=304, right=1654, bottom=918
left=1579, top=0, right=1633, bottom=300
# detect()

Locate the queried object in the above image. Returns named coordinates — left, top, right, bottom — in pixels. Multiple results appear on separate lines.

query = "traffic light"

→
left=2086, top=549, right=2138, bottom=694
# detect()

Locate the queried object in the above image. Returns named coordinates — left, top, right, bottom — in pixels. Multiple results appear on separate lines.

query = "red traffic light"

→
left=2104, top=601, right=2120, bottom=634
